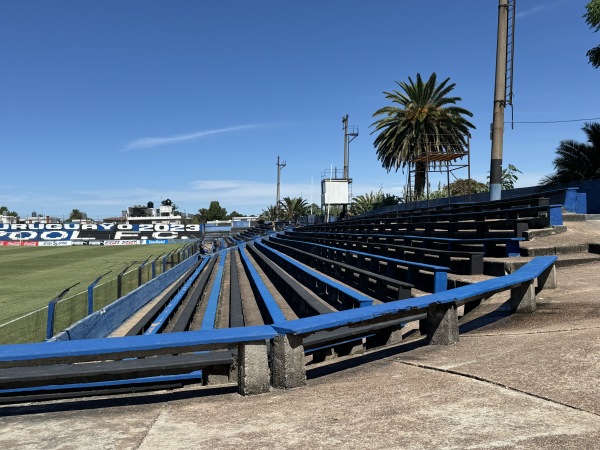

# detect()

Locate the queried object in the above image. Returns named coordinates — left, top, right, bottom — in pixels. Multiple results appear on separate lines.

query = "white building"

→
left=125, top=199, right=182, bottom=225
left=0, top=215, right=18, bottom=225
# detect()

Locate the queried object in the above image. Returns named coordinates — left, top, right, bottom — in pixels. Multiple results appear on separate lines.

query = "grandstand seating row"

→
left=0, top=255, right=558, bottom=400
left=0, top=191, right=569, bottom=401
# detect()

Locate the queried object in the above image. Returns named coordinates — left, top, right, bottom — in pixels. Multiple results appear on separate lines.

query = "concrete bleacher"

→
left=1, top=259, right=598, bottom=448
left=1, top=186, right=599, bottom=446
left=276, top=231, right=484, bottom=275
left=0, top=255, right=558, bottom=400
left=0, top=191, right=576, bottom=403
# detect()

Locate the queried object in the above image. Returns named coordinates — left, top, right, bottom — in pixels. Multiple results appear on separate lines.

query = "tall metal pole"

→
left=276, top=155, right=286, bottom=220
left=342, top=115, right=349, bottom=179
left=489, top=0, right=509, bottom=201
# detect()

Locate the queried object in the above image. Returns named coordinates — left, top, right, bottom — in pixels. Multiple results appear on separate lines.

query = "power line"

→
left=507, top=117, right=600, bottom=124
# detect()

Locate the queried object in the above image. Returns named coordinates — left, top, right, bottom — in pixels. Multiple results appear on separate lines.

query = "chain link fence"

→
left=0, top=306, right=48, bottom=344
left=0, top=244, right=198, bottom=344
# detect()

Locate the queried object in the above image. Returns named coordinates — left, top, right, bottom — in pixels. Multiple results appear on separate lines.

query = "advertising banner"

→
left=0, top=223, right=204, bottom=244
left=37, top=241, right=71, bottom=247
left=1, top=241, right=39, bottom=247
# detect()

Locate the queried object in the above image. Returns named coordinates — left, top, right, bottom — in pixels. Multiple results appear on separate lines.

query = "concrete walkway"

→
left=1, top=261, right=599, bottom=449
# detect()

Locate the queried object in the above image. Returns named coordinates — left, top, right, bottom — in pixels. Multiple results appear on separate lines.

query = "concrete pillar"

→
left=516, top=222, right=528, bottom=238
left=537, top=265, right=557, bottom=291
left=271, top=334, right=306, bottom=389
left=425, top=303, right=459, bottom=345
left=510, top=281, right=536, bottom=313
left=238, top=341, right=270, bottom=395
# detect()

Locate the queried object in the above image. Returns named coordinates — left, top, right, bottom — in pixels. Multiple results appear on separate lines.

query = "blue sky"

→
left=0, top=0, right=597, bottom=219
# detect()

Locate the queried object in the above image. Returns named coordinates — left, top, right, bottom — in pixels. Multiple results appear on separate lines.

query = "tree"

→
left=279, top=196, right=308, bottom=221
left=371, top=73, right=475, bottom=198
left=585, top=0, right=600, bottom=68
left=198, top=201, right=227, bottom=221
left=426, top=178, right=488, bottom=200
left=486, top=164, right=522, bottom=190
left=67, top=209, right=84, bottom=221
left=259, top=205, right=278, bottom=221
left=227, top=211, right=243, bottom=219
left=372, top=193, right=400, bottom=210
left=448, top=178, right=488, bottom=196
left=350, top=190, right=385, bottom=215
left=0, top=206, right=18, bottom=217
left=307, top=203, right=320, bottom=215
left=326, top=205, right=343, bottom=218
left=190, top=213, right=204, bottom=224
left=500, top=164, right=522, bottom=190
left=540, top=122, right=600, bottom=186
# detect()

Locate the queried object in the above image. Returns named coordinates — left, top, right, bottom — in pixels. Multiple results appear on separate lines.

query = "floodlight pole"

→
left=489, top=0, right=509, bottom=201
left=343, top=115, right=350, bottom=179
left=276, top=155, right=286, bottom=220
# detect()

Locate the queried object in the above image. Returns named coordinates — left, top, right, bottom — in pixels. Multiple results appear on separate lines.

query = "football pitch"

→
left=0, top=244, right=185, bottom=325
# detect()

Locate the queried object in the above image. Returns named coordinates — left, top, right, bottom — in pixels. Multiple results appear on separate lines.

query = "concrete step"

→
left=523, top=226, right=566, bottom=240
left=521, top=243, right=591, bottom=257
left=483, top=252, right=600, bottom=276
left=562, top=213, right=600, bottom=221
left=554, top=252, right=600, bottom=268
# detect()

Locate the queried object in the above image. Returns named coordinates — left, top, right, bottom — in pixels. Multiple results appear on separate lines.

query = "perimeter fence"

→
left=0, top=243, right=198, bottom=344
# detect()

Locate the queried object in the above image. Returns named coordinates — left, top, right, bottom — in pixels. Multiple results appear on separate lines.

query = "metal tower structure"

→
left=321, top=115, right=358, bottom=221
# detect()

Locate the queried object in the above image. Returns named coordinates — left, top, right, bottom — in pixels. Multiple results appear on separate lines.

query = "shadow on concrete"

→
left=0, top=384, right=237, bottom=417
left=458, top=299, right=512, bottom=334
left=306, top=337, right=426, bottom=381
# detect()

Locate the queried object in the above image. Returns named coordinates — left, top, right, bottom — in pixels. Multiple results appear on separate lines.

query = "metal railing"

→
left=0, top=244, right=198, bottom=344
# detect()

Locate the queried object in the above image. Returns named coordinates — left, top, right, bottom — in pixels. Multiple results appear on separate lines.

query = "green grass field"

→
left=0, top=244, right=184, bottom=325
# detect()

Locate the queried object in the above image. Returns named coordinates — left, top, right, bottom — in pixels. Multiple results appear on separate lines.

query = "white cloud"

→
left=517, top=1, right=568, bottom=19
left=123, top=124, right=268, bottom=151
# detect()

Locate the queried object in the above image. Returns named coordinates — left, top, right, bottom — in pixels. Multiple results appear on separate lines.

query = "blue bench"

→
left=144, top=257, right=210, bottom=335
left=252, top=240, right=374, bottom=310
left=276, top=232, right=484, bottom=275
left=266, top=235, right=449, bottom=293
left=0, top=257, right=558, bottom=398
left=286, top=230, right=523, bottom=257
left=268, top=256, right=557, bottom=389
left=238, top=246, right=287, bottom=323
left=0, top=325, right=278, bottom=397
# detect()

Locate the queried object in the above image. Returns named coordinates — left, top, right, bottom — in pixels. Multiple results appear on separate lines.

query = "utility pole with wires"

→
left=489, top=0, right=516, bottom=201
left=275, top=155, right=286, bottom=220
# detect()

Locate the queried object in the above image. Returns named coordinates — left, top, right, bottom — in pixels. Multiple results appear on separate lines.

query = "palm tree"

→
left=68, top=209, right=84, bottom=221
left=371, top=73, right=475, bottom=198
left=540, top=122, right=600, bottom=186
left=584, top=0, right=600, bottom=68
left=279, top=196, right=308, bottom=221
left=350, top=190, right=385, bottom=215
left=259, top=205, right=278, bottom=221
